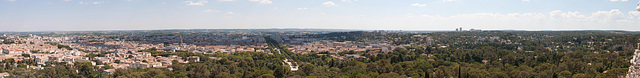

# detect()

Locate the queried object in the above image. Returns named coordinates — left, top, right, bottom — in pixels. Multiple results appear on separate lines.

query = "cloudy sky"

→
left=1, top=0, right=639, bottom=31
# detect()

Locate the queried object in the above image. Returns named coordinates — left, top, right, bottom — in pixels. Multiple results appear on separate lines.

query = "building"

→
left=162, top=46, right=180, bottom=52
left=104, top=69, right=116, bottom=74
left=189, top=56, right=200, bottom=62
left=130, top=62, right=150, bottom=68
left=35, top=57, right=49, bottom=63
left=0, top=72, right=8, bottom=78
left=150, top=62, right=163, bottom=67
left=470, top=28, right=482, bottom=31
left=2, top=48, right=30, bottom=54
left=270, top=34, right=290, bottom=43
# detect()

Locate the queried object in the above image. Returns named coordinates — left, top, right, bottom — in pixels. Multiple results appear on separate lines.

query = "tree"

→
left=75, top=62, right=99, bottom=77
left=356, top=74, right=371, bottom=78
left=21, top=54, right=30, bottom=57
left=144, top=69, right=166, bottom=78
left=424, top=70, right=430, bottom=78
left=17, top=64, right=27, bottom=68
left=572, top=73, right=589, bottom=78
left=254, top=69, right=273, bottom=77
left=214, top=72, right=235, bottom=78
left=596, top=72, right=617, bottom=78
left=560, top=70, right=572, bottom=78
left=609, top=68, right=628, bottom=76
left=274, top=65, right=290, bottom=78
left=172, top=60, right=179, bottom=64
left=114, top=68, right=132, bottom=77
left=538, top=70, right=553, bottom=78
left=378, top=72, right=403, bottom=78
left=171, top=71, right=188, bottom=78
left=154, top=74, right=169, bottom=78
left=102, top=63, right=113, bottom=69
left=8, top=68, right=37, bottom=78
left=30, top=50, right=39, bottom=53
left=188, top=63, right=210, bottom=78
left=299, top=63, right=315, bottom=76
left=258, top=74, right=276, bottom=78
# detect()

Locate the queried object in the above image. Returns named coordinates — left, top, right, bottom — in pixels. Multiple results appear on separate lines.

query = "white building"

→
left=2, top=48, right=30, bottom=54
left=0, top=72, right=9, bottom=78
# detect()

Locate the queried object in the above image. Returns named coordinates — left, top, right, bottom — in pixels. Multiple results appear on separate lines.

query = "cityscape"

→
left=0, top=29, right=638, bottom=78
left=1, top=0, right=640, bottom=78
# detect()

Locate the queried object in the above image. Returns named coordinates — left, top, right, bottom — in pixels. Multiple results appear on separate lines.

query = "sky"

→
left=0, top=0, right=639, bottom=31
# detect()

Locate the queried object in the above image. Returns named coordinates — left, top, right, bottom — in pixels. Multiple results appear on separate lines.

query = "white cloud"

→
left=442, top=0, right=456, bottom=2
left=64, top=0, right=72, bottom=1
left=79, top=1, right=104, bottom=5
left=609, top=0, right=628, bottom=2
left=321, top=12, right=326, bottom=15
left=411, top=3, right=426, bottom=7
left=323, top=1, right=336, bottom=7
left=203, top=9, right=220, bottom=13
left=590, top=9, right=626, bottom=22
left=549, top=10, right=586, bottom=19
left=93, top=1, right=103, bottom=4
left=522, top=0, right=530, bottom=2
left=249, top=0, right=272, bottom=4
left=407, top=13, right=416, bottom=17
left=7, top=0, right=15, bottom=1
left=341, top=0, right=358, bottom=2
left=542, top=9, right=640, bottom=23
left=410, top=9, right=640, bottom=29
left=297, top=8, right=308, bottom=10
left=218, top=0, right=234, bottom=1
left=259, top=0, right=272, bottom=4
left=226, top=11, right=235, bottom=15
left=628, top=11, right=640, bottom=19
left=186, top=0, right=208, bottom=5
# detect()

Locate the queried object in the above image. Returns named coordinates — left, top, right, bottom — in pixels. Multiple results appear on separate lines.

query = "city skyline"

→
left=1, top=0, right=640, bottom=31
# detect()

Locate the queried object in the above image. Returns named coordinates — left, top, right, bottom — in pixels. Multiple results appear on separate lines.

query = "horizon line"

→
left=0, top=28, right=638, bottom=32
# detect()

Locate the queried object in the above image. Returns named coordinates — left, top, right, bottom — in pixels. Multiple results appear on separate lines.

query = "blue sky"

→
left=0, top=0, right=639, bottom=31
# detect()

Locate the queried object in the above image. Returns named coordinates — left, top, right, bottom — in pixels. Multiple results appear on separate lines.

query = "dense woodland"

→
left=1, top=31, right=639, bottom=78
